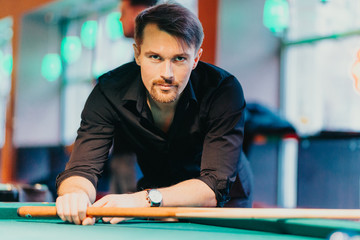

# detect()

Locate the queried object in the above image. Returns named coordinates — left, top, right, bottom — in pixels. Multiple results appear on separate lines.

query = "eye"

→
left=150, top=55, right=161, bottom=60
left=174, top=56, right=186, bottom=62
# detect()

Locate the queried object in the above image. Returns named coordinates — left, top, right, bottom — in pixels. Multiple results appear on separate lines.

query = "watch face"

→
left=148, top=189, right=162, bottom=205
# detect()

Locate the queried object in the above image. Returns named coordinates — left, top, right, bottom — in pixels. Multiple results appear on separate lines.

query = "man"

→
left=109, top=0, right=159, bottom=195
left=56, top=3, right=253, bottom=226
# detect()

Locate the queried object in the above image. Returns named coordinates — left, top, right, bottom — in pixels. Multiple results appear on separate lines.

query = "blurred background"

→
left=0, top=0, right=360, bottom=208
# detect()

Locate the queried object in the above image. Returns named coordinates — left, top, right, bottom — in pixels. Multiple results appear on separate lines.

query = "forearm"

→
left=57, top=176, right=97, bottom=203
left=86, top=179, right=216, bottom=224
left=158, top=179, right=217, bottom=207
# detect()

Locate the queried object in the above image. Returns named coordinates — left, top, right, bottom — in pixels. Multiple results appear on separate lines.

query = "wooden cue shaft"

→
left=17, top=206, right=360, bottom=219
left=18, top=206, right=57, bottom=217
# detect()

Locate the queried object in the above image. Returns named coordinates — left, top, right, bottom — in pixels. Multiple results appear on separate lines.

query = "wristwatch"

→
left=146, top=189, right=163, bottom=207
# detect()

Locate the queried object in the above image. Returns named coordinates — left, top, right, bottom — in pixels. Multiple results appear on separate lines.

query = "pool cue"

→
left=17, top=206, right=360, bottom=219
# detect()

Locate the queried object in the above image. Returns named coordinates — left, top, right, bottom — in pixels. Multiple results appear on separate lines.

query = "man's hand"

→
left=56, top=176, right=97, bottom=225
left=92, top=191, right=149, bottom=224
left=56, top=191, right=95, bottom=225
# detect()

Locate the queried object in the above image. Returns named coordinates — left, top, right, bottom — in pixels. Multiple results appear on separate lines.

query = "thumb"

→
left=82, top=217, right=96, bottom=225
left=92, top=196, right=108, bottom=207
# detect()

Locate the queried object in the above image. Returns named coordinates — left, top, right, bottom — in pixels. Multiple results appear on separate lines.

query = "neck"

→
left=147, top=93, right=180, bottom=133
left=146, top=94, right=179, bottom=112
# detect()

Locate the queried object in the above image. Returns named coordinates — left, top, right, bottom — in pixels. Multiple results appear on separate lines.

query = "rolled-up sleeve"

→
left=56, top=85, right=116, bottom=190
left=196, top=76, right=246, bottom=207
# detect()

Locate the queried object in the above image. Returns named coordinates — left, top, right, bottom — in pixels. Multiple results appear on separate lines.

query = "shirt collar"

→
left=187, top=79, right=198, bottom=104
left=123, top=74, right=143, bottom=102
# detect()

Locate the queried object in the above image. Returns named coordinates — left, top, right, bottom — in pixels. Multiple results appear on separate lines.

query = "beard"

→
left=149, top=80, right=179, bottom=103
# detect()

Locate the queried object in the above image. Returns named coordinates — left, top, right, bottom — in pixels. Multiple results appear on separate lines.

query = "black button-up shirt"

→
left=56, top=61, right=252, bottom=206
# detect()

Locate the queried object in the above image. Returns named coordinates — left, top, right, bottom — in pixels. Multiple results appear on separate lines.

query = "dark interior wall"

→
left=16, top=146, right=69, bottom=199
left=297, top=137, right=360, bottom=209
left=248, top=138, right=279, bottom=207
left=249, top=136, right=360, bottom=209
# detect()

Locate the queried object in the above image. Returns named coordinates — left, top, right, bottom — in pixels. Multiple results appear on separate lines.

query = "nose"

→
left=160, top=61, right=174, bottom=82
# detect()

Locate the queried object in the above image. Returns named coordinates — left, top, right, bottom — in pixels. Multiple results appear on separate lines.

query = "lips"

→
left=153, top=81, right=178, bottom=91
left=157, top=84, right=174, bottom=90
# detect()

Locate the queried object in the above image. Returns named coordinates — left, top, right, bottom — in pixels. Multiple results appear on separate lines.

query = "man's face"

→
left=134, top=24, right=202, bottom=103
left=120, top=1, right=145, bottom=38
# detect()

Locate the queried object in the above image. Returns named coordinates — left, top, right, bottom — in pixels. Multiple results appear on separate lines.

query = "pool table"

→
left=1, top=202, right=360, bottom=240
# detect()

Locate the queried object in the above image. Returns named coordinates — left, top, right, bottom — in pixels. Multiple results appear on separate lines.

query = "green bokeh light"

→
left=106, top=12, right=123, bottom=40
left=81, top=20, right=98, bottom=49
left=41, top=54, right=62, bottom=81
left=263, top=0, right=289, bottom=34
left=61, top=36, right=82, bottom=64
left=2, top=54, right=13, bottom=76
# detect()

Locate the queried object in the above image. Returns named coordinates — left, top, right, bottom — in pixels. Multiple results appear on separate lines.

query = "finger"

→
left=70, top=194, right=81, bottom=225
left=56, top=197, right=66, bottom=222
left=102, top=217, right=112, bottom=223
left=102, top=217, right=127, bottom=224
left=82, top=217, right=96, bottom=226
left=62, top=195, right=72, bottom=223
left=77, top=196, right=89, bottom=223
left=162, top=217, right=179, bottom=222
left=110, top=217, right=127, bottom=224
left=92, top=196, right=108, bottom=207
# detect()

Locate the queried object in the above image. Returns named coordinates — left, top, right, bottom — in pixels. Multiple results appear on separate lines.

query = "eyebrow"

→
left=144, top=51, right=191, bottom=58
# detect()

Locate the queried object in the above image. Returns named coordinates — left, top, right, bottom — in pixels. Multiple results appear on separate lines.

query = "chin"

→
left=151, top=93, right=178, bottom=103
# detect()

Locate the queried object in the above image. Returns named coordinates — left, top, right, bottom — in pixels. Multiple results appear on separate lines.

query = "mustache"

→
left=152, top=79, right=178, bottom=87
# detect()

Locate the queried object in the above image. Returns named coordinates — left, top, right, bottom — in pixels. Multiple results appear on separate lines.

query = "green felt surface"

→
left=190, top=218, right=360, bottom=238
left=1, top=202, right=360, bottom=240
left=0, top=219, right=321, bottom=240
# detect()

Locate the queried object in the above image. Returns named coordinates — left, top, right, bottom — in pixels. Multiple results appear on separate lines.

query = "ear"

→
left=133, top=43, right=141, bottom=65
left=192, top=48, right=203, bottom=69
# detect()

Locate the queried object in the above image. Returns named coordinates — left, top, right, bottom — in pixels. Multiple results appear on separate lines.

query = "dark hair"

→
left=135, top=3, right=204, bottom=51
left=127, top=0, right=158, bottom=7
